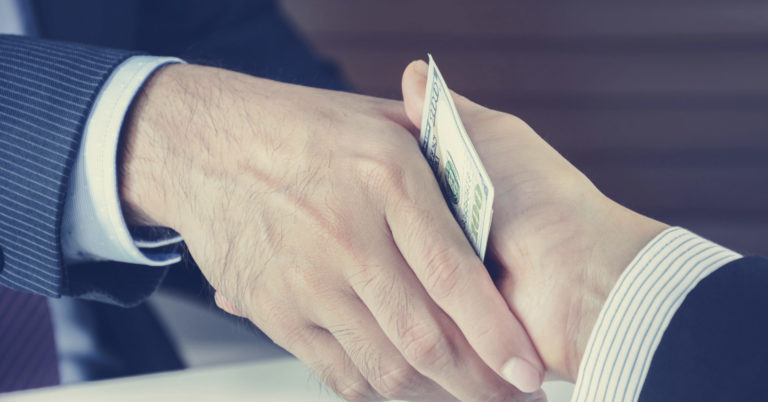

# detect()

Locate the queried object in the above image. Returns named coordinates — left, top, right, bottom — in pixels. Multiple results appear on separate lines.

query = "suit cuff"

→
left=61, top=55, right=184, bottom=267
left=572, top=227, right=742, bottom=402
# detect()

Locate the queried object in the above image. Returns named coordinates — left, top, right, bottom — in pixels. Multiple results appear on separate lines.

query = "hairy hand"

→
left=120, top=64, right=546, bottom=401
left=402, top=60, right=668, bottom=383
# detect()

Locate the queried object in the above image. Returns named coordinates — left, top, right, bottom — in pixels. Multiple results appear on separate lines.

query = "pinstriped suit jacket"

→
left=0, top=35, right=146, bottom=300
left=0, top=0, right=346, bottom=380
left=0, top=0, right=346, bottom=306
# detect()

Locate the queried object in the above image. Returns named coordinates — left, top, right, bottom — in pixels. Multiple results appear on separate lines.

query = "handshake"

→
left=120, top=59, right=668, bottom=401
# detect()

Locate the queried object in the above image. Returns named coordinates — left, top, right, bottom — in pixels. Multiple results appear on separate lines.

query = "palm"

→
left=466, top=111, right=602, bottom=381
left=402, top=62, right=614, bottom=380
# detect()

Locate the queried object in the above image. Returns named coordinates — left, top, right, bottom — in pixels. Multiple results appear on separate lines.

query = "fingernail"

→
left=413, top=60, right=428, bottom=77
left=501, top=357, right=542, bottom=393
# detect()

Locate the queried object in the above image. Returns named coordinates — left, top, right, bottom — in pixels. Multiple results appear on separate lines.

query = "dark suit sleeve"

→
left=639, top=256, right=768, bottom=402
left=30, top=0, right=349, bottom=301
left=0, top=35, right=167, bottom=305
left=2, top=1, right=346, bottom=305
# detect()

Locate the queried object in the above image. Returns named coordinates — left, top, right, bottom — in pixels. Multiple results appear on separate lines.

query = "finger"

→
left=348, top=247, right=530, bottom=401
left=299, top=327, right=384, bottom=402
left=392, top=78, right=546, bottom=391
left=214, top=291, right=243, bottom=316
left=313, top=292, right=456, bottom=402
left=386, top=161, right=544, bottom=392
left=242, top=294, right=382, bottom=401
left=271, top=323, right=383, bottom=401
left=401, top=59, right=429, bottom=134
left=401, top=59, right=486, bottom=135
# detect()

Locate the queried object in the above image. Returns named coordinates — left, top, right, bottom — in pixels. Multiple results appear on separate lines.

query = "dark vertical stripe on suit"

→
left=0, top=34, right=134, bottom=296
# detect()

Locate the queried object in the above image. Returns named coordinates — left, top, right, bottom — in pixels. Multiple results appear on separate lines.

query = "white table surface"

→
left=7, top=292, right=574, bottom=401
left=4, top=358, right=575, bottom=402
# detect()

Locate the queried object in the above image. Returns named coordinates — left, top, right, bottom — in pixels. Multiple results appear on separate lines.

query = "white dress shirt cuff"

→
left=61, top=55, right=184, bottom=267
left=571, top=227, right=742, bottom=402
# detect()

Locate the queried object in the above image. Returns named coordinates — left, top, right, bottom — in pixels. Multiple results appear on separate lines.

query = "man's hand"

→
left=119, top=64, right=545, bottom=401
left=402, top=60, right=668, bottom=383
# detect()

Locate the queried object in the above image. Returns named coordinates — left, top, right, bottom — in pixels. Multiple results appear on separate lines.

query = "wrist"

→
left=119, top=63, right=199, bottom=230
left=569, top=197, right=668, bottom=380
left=118, top=64, right=297, bottom=237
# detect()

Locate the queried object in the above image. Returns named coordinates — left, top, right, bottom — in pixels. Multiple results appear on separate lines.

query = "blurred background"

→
left=279, top=0, right=768, bottom=257
left=146, top=3, right=768, bottom=401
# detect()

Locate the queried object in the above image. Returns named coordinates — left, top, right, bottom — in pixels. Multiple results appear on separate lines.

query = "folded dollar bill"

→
left=418, top=55, right=495, bottom=259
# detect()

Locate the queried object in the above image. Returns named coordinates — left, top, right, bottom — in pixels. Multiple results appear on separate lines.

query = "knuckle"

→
left=373, top=364, right=418, bottom=399
left=317, top=364, right=374, bottom=402
left=350, top=148, right=411, bottom=198
left=346, top=264, right=376, bottom=293
left=369, top=158, right=407, bottom=192
left=284, top=265, right=336, bottom=304
left=285, top=265, right=317, bottom=292
left=398, top=322, right=451, bottom=369
left=336, top=379, right=376, bottom=402
left=274, top=323, right=307, bottom=352
left=250, top=294, right=297, bottom=337
left=347, top=261, right=392, bottom=300
left=421, top=246, right=465, bottom=301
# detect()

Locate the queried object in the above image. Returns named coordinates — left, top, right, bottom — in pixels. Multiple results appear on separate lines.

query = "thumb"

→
left=401, top=59, right=487, bottom=137
left=401, top=60, right=429, bottom=133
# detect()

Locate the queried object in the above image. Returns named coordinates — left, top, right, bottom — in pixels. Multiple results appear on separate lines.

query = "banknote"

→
left=418, top=55, right=494, bottom=259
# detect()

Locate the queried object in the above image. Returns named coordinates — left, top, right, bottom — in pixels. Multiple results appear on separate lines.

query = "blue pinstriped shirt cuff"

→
left=61, top=55, right=184, bottom=267
left=571, top=227, right=741, bottom=402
